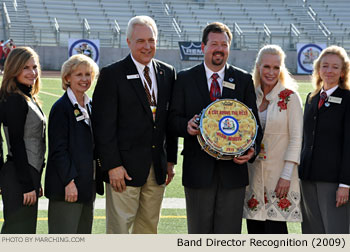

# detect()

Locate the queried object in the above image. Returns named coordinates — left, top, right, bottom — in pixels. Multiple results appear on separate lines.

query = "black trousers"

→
left=0, top=161, right=41, bottom=234
left=185, top=168, right=245, bottom=234
left=246, top=219, right=288, bottom=234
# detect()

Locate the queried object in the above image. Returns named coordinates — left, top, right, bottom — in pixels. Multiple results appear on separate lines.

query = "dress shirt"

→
left=204, top=62, right=225, bottom=93
left=67, top=87, right=91, bottom=126
left=131, top=54, right=158, bottom=103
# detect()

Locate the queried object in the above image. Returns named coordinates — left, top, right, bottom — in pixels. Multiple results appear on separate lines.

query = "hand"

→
left=23, top=190, right=37, bottom=206
left=165, top=162, right=175, bottom=186
left=108, top=166, right=132, bottom=192
left=187, top=115, right=200, bottom=136
left=274, top=178, right=291, bottom=198
left=233, top=148, right=254, bottom=164
left=65, top=180, right=78, bottom=202
left=336, top=187, right=349, bottom=208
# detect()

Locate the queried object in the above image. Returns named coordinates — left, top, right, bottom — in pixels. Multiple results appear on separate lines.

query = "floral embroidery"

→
left=264, top=192, right=268, bottom=204
left=247, top=195, right=259, bottom=211
left=277, top=197, right=291, bottom=211
left=277, top=89, right=294, bottom=112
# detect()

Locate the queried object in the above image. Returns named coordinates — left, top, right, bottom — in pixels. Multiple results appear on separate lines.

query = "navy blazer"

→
left=45, top=92, right=103, bottom=203
left=92, top=55, right=178, bottom=186
left=169, top=63, right=263, bottom=189
left=299, top=88, right=350, bottom=184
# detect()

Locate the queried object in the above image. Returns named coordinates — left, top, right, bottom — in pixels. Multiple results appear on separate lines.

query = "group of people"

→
left=0, top=15, right=349, bottom=234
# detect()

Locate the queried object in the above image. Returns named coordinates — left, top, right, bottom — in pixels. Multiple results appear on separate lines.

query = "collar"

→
left=321, top=85, right=338, bottom=98
left=67, top=87, right=90, bottom=108
left=16, top=81, right=32, bottom=98
left=130, top=54, right=153, bottom=75
left=256, top=81, right=285, bottom=102
left=204, top=62, right=225, bottom=81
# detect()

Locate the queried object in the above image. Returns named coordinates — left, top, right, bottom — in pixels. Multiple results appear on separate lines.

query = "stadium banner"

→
left=178, top=42, right=203, bottom=61
left=68, top=39, right=100, bottom=64
left=297, top=43, right=326, bottom=74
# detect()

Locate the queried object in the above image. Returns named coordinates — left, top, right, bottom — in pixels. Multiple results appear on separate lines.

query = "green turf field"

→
left=0, top=77, right=314, bottom=234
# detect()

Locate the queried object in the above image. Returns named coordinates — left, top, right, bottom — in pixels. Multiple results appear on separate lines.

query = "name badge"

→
left=76, top=115, right=85, bottom=122
left=328, top=96, right=342, bottom=104
left=127, top=74, right=140, bottom=80
left=258, top=143, right=267, bottom=160
left=223, top=81, right=235, bottom=90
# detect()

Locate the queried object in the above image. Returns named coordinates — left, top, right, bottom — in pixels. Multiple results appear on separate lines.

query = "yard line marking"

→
left=0, top=216, right=187, bottom=222
left=39, top=91, right=61, bottom=97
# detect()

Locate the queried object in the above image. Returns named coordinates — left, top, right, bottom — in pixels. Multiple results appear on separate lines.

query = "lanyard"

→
left=140, top=68, right=157, bottom=105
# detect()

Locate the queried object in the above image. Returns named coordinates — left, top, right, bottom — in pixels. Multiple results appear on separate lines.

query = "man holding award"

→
left=169, top=22, right=262, bottom=234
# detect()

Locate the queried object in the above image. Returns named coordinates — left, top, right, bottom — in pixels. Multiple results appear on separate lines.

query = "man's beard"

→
left=212, top=51, right=225, bottom=66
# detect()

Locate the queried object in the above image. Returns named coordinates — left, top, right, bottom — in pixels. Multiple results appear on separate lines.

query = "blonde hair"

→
left=0, top=47, right=41, bottom=101
left=309, top=45, right=350, bottom=102
left=61, top=54, right=99, bottom=90
left=252, top=44, right=297, bottom=91
left=126, top=15, right=158, bottom=40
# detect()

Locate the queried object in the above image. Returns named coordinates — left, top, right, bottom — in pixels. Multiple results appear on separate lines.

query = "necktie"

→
left=318, top=91, right=327, bottom=109
left=210, top=73, right=221, bottom=102
left=143, top=66, right=156, bottom=106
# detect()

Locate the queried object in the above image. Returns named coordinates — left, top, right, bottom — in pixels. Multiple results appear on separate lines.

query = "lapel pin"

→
left=228, top=78, right=234, bottom=83
left=159, top=71, right=163, bottom=75
left=325, top=102, right=330, bottom=107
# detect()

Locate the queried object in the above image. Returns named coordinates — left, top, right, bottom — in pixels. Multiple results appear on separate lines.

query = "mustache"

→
left=212, top=51, right=224, bottom=56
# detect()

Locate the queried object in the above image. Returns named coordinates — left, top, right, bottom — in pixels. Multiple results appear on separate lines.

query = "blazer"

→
left=169, top=63, right=263, bottom=189
left=91, top=55, right=178, bottom=186
left=45, top=93, right=103, bottom=203
left=299, top=88, right=350, bottom=185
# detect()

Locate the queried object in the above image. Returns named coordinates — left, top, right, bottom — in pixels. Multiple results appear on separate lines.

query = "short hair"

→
left=309, top=45, right=350, bottom=102
left=126, top=16, right=158, bottom=40
left=61, top=54, right=99, bottom=90
left=202, top=22, right=232, bottom=45
left=252, top=44, right=297, bottom=91
left=0, top=47, right=41, bottom=101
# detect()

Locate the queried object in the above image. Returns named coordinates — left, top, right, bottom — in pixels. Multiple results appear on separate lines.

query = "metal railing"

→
left=9, top=26, right=350, bottom=50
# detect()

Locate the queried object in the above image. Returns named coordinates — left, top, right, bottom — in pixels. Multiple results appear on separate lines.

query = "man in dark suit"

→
left=169, top=22, right=262, bottom=234
left=92, top=16, right=177, bottom=234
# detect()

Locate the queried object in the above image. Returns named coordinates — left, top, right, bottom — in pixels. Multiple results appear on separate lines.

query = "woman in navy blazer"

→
left=299, top=45, right=350, bottom=233
left=45, top=54, right=103, bottom=234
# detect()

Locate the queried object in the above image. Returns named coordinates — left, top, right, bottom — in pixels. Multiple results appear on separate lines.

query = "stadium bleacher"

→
left=0, top=0, right=349, bottom=50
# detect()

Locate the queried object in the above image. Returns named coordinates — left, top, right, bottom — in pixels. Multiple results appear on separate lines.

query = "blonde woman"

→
left=299, top=45, right=350, bottom=233
left=45, top=54, right=103, bottom=234
left=0, top=47, right=46, bottom=234
left=243, top=45, right=303, bottom=233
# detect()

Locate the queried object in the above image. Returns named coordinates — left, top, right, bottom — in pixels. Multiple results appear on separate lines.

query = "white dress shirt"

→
left=203, top=62, right=225, bottom=94
left=131, top=54, right=158, bottom=104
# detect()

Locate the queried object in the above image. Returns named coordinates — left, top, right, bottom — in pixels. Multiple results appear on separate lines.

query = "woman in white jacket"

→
left=243, top=45, right=303, bottom=233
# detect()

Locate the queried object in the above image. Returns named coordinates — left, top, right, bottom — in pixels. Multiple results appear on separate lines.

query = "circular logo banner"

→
left=297, top=43, right=324, bottom=74
left=68, top=39, right=100, bottom=64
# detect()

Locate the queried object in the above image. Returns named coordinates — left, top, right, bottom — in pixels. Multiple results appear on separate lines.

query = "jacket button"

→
left=310, top=145, right=313, bottom=150
left=153, top=126, right=156, bottom=129
left=314, top=116, right=316, bottom=120
left=152, top=145, right=156, bottom=149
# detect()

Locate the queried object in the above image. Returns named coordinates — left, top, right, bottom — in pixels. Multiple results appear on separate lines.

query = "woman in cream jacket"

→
left=243, top=45, right=303, bottom=233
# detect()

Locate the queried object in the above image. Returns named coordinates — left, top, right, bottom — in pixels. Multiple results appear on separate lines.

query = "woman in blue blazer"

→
left=299, top=45, right=350, bottom=233
left=45, top=54, right=103, bottom=234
